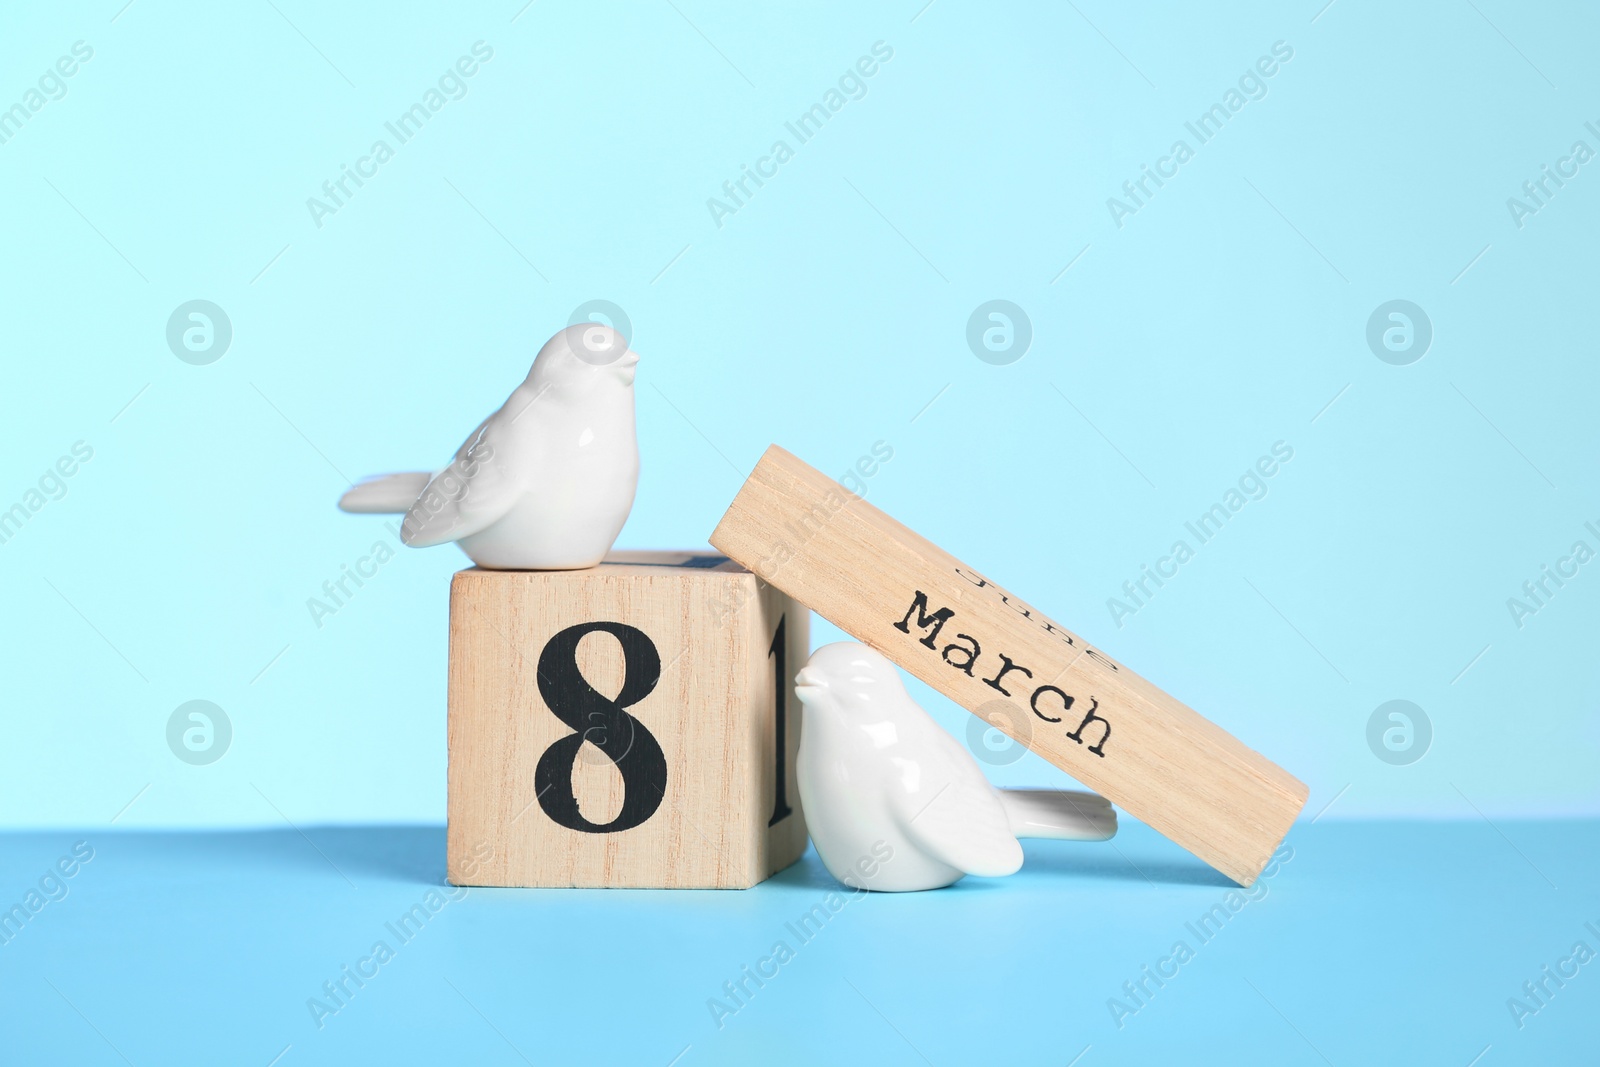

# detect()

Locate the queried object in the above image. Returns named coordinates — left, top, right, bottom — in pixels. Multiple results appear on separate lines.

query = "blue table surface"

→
left=1, top=819, right=1595, bottom=1066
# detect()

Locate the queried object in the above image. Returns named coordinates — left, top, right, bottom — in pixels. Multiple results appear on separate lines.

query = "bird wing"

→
left=891, top=768, right=1023, bottom=878
left=399, top=405, right=526, bottom=548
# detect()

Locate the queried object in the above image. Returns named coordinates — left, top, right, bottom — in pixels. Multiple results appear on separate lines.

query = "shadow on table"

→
left=108, top=825, right=1235, bottom=890
left=766, top=839, right=1233, bottom=892
left=110, top=825, right=450, bottom=886
left=1022, top=841, right=1235, bottom=888
left=295, top=824, right=447, bottom=883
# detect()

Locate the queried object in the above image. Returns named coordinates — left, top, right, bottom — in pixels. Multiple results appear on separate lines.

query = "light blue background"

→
left=4, top=1, right=1600, bottom=1063
left=3, top=0, right=1595, bottom=827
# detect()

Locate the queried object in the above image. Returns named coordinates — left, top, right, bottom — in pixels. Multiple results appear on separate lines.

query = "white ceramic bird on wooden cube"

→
left=794, top=641, right=1116, bottom=891
left=337, top=323, right=639, bottom=570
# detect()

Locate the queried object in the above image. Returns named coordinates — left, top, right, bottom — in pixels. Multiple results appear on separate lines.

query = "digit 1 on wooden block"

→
left=446, top=551, right=809, bottom=888
left=709, top=446, right=1309, bottom=888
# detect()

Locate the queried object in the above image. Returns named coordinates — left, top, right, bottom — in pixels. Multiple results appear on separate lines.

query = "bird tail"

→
left=997, top=788, right=1117, bottom=841
left=338, top=472, right=431, bottom=514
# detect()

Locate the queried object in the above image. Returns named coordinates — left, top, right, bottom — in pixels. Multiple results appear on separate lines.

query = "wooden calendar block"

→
left=446, top=551, right=809, bottom=889
left=710, top=446, right=1308, bottom=887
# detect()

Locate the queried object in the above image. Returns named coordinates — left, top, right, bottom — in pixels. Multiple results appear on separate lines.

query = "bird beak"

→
left=615, top=349, right=639, bottom=383
left=793, top=667, right=826, bottom=703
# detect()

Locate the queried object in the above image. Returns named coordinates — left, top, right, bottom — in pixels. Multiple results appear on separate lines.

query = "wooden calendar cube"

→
left=711, top=446, right=1307, bottom=887
left=446, top=551, right=809, bottom=888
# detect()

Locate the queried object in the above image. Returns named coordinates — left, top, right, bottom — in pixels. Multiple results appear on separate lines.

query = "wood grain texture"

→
left=447, top=552, right=809, bottom=888
left=709, top=446, right=1307, bottom=887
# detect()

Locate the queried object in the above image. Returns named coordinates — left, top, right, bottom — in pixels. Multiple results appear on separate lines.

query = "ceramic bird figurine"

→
left=794, top=641, right=1117, bottom=891
left=337, top=323, right=640, bottom=570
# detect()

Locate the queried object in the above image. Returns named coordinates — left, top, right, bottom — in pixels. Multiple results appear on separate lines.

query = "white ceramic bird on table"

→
left=337, top=323, right=640, bottom=570
left=794, top=642, right=1117, bottom=892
